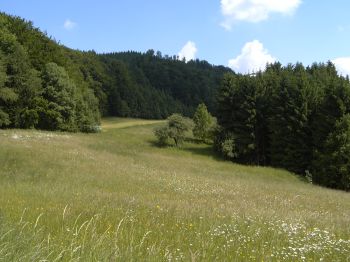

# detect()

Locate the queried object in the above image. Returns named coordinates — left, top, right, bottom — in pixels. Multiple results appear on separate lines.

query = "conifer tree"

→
left=313, top=114, right=350, bottom=190
left=217, top=74, right=260, bottom=163
left=269, top=64, right=311, bottom=173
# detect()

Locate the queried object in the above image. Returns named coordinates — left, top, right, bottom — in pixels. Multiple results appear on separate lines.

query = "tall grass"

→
left=0, top=118, right=349, bottom=261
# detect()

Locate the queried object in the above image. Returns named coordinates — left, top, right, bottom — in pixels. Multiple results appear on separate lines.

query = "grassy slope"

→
left=0, top=118, right=349, bottom=261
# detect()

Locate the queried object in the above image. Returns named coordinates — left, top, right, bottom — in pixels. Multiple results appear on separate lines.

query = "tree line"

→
left=0, top=12, right=231, bottom=132
left=2, top=12, right=350, bottom=190
left=215, top=62, right=350, bottom=190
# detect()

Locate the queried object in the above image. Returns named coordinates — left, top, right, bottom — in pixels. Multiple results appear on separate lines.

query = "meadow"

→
left=0, top=118, right=349, bottom=261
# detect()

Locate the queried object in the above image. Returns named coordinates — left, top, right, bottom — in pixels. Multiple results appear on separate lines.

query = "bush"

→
left=19, top=108, right=39, bottom=129
left=154, top=126, right=169, bottom=146
left=214, top=129, right=238, bottom=160
left=220, top=138, right=238, bottom=160
left=167, top=114, right=194, bottom=146
left=154, top=114, right=193, bottom=147
left=81, top=125, right=101, bottom=133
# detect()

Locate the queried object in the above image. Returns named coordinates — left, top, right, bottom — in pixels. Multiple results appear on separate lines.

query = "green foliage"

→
left=154, top=114, right=193, bottom=147
left=102, top=51, right=232, bottom=117
left=193, top=103, right=216, bottom=142
left=154, top=125, right=169, bottom=146
left=220, top=136, right=237, bottom=160
left=40, top=62, right=78, bottom=131
left=167, top=114, right=194, bottom=146
left=216, top=74, right=264, bottom=164
left=312, top=114, right=350, bottom=190
left=0, top=87, right=18, bottom=103
left=269, top=64, right=312, bottom=173
left=0, top=52, right=17, bottom=127
left=2, top=11, right=350, bottom=190
left=0, top=12, right=231, bottom=131
left=0, top=13, right=100, bottom=132
left=19, top=108, right=39, bottom=129
left=216, top=62, right=350, bottom=190
left=0, top=109, right=10, bottom=127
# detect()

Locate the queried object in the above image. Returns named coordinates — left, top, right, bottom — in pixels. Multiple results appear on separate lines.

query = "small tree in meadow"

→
left=154, top=125, right=169, bottom=146
left=193, top=103, right=216, bottom=142
left=154, top=113, right=193, bottom=147
left=168, top=114, right=194, bottom=146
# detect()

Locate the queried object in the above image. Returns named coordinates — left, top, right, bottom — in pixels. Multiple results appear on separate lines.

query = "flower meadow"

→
left=1, top=119, right=349, bottom=261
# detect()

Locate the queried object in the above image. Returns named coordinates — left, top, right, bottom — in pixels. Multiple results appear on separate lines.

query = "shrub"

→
left=154, top=126, right=169, bottom=146
left=154, top=114, right=193, bottom=147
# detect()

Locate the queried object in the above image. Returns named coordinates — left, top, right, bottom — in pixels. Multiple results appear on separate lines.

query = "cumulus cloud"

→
left=63, top=19, right=77, bottom=30
left=178, top=41, right=197, bottom=62
left=221, top=0, right=302, bottom=29
left=228, top=40, right=276, bottom=74
left=332, top=57, right=350, bottom=77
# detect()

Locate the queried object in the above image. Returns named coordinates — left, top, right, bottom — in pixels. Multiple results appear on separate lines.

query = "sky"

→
left=1, top=0, right=350, bottom=75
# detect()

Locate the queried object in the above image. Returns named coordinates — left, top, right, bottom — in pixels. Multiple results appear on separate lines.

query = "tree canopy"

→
left=154, top=114, right=193, bottom=147
left=193, top=103, right=216, bottom=142
left=0, top=12, right=231, bottom=131
left=215, top=62, right=350, bottom=190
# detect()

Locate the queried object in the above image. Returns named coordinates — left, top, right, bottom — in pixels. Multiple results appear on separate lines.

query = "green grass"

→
left=0, top=118, right=349, bottom=261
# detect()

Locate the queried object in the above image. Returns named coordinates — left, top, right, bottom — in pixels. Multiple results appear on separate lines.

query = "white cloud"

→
left=332, top=57, right=350, bottom=77
left=221, top=0, right=302, bottom=30
left=178, top=41, right=197, bottom=62
left=63, top=19, right=77, bottom=30
left=228, top=40, right=276, bottom=74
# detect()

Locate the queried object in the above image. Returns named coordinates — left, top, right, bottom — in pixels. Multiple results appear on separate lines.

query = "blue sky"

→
left=1, top=0, right=350, bottom=75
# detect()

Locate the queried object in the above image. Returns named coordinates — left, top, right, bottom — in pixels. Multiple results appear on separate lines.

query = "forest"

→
left=1, top=12, right=350, bottom=190
left=215, top=63, right=350, bottom=190
left=0, top=12, right=230, bottom=132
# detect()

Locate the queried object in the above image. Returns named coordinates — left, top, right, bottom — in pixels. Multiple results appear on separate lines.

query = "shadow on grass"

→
left=148, top=139, right=165, bottom=148
left=149, top=139, right=316, bottom=185
left=183, top=137, right=203, bottom=144
left=182, top=145, right=227, bottom=162
left=148, top=138, right=227, bottom=162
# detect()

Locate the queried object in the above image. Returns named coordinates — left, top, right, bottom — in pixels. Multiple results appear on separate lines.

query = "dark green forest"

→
left=1, top=12, right=350, bottom=190
left=215, top=63, right=350, bottom=190
left=0, top=12, right=230, bottom=132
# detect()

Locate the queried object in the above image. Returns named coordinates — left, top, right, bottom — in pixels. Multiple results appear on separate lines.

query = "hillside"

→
left=0, top=118, right=349, bottom=260
left=0, top=12, right=231, bottom=132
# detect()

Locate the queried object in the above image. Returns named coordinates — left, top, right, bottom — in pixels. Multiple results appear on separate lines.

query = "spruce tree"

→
left=216, top=74, right=259, bottom=163
left=313, top=114, right=350, bottom=190
left=269, top=65, right=311, bottom=174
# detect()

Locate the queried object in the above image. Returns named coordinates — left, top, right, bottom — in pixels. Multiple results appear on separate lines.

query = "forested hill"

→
left=101, top=51, right=232, bottom=116
left=0, top=12, right=232, bottom=132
